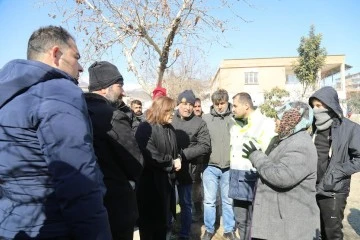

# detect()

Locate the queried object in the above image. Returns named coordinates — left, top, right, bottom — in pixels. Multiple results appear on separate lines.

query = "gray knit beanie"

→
left=177, top=90, right=196, bottom=105
left=88, top=61, right=124, bottom=92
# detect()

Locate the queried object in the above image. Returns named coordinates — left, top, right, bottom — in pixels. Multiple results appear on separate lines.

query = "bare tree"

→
left=162, top=46, right=212, bottom=99
left=44, top=0, right=252, bottom=91
left=163, top=73, right=209, bottom=100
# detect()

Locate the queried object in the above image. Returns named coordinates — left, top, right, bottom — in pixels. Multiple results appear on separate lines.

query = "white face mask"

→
left=313, top=108, right=333, bottom=130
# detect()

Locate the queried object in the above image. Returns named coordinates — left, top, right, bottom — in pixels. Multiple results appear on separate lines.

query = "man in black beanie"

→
left=85, top=61, right=144, bottom=240
left=171, top=90, right=211, bottom=240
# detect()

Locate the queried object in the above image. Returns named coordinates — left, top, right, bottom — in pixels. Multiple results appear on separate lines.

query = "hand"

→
left=323, top=182, right=335, bottom=191
left=173, top=158, right=181, bottom=171
left=242, top=141, right=258, bottom=159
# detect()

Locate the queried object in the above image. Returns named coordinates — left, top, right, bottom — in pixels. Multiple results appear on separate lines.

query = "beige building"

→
left=344, top=72, right=360, bottom=93
left=211, top=55, right=351, bottom=104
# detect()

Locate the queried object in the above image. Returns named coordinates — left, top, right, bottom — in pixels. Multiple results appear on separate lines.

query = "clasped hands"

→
left=173, top=158, right=181, bottom=171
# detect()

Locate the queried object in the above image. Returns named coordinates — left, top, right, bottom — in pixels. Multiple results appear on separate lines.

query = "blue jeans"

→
left=178, top=184, right=192, bottom=238
left=203, top=166, right=235, bottom=233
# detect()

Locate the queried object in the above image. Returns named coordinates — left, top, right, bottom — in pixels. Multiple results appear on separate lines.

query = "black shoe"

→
left=178, top=237, right=189, bottom=240
left=223, top=231, right=239, bottom=240
left=201, top=230, right=214, bottom=240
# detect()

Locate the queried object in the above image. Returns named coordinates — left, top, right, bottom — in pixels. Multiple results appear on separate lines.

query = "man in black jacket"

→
left=192, top=97, right=205, bottom=222
left=130, top=99, right=145, bottom=133
left=85, top=61, right=144, bottom=240
left=309, top=86, right=360, bottom=240
left=172, top=90, right=211, bottom=240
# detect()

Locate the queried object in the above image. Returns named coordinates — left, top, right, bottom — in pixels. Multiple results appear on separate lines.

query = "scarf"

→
left=278, top=108, right=302, bottom=139
left=276, top=101, right=313, bottom=140
left=313, top=108, right=334, bottom=131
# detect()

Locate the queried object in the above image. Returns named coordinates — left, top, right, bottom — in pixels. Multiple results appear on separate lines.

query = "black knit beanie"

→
left=88, top=61, right=124, bottom=92
left=177, top=90, right=196, bottom=105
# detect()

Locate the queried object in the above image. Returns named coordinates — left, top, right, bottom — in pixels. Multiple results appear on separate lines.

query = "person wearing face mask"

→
left=229, top=92, right=276, bottom=240
left=171, top=90, right=211, bottom=239
left=202, top=89, right=239, bottom=240
left=85, top=61, right=144, bottom=240
left=309, top=86, right=360, bottom=240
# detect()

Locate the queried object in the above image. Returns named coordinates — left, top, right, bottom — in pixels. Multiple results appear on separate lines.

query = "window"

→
left=245, top=72, right=258, bottom=85
left=286, top=74, right=300, bottom=84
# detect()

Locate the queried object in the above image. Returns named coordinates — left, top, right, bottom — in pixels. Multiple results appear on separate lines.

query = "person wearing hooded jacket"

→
left=309, top=86, right=360, bottom=240
left=171, top=90, right=211, bottom=239
left=202, top=89, right=239, bottom=240
left=0, top=26, right=111, bottom=239
left=85, top=61, right=144, bottom=240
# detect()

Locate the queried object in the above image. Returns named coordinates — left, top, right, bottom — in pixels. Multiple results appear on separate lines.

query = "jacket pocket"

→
left=323, top=168, right=349, bottom=193
left=229, top=170, right=257, bottom=201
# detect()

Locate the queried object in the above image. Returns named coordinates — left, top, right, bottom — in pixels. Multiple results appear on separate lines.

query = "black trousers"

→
left=138, top=225, right=169, bottom=240
left=316, top=194, right=347, bottom=240
left=233, top=199, right=253, bottom=240
left=13, top=234, right=74, bottom=240
left=110, top=226, right=134, bottom=240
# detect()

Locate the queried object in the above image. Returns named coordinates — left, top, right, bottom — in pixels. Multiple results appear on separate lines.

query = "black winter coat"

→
left=172, top=112, right=211, bottom=184
left=116, top=100, right=140, bottom=133
left=310, top=87, right=360, bottom=197
left=85, top=93, right=144, bottom=233
left=135, top=122, right=179, bottom=229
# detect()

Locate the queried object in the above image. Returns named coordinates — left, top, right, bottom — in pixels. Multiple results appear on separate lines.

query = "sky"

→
left=1, top=0, right=359, bottom=89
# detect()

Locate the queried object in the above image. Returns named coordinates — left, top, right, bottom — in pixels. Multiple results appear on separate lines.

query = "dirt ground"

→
left=133, top=172, right=360, bottom=240
left=343, top=172, right=360, bottom=240
left=133, top=117, right=360, bottom=240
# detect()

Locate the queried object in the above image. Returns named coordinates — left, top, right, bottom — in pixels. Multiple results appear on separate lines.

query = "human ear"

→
left=101, top=88, right=107, bottom=95
left=51, top=46, right=61, bottom=66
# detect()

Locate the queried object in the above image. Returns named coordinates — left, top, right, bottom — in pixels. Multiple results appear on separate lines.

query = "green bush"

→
left=259, top=87, right=290, bottom=118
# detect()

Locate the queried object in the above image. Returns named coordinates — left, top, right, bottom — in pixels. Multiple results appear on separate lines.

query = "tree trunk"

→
left=302, top=84, right=308, bottom=98
left=156, top=17, right=181, bottom=87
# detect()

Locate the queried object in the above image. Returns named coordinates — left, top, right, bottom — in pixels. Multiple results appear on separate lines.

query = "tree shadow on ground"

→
left=347, top=208, right=360, bottom=236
